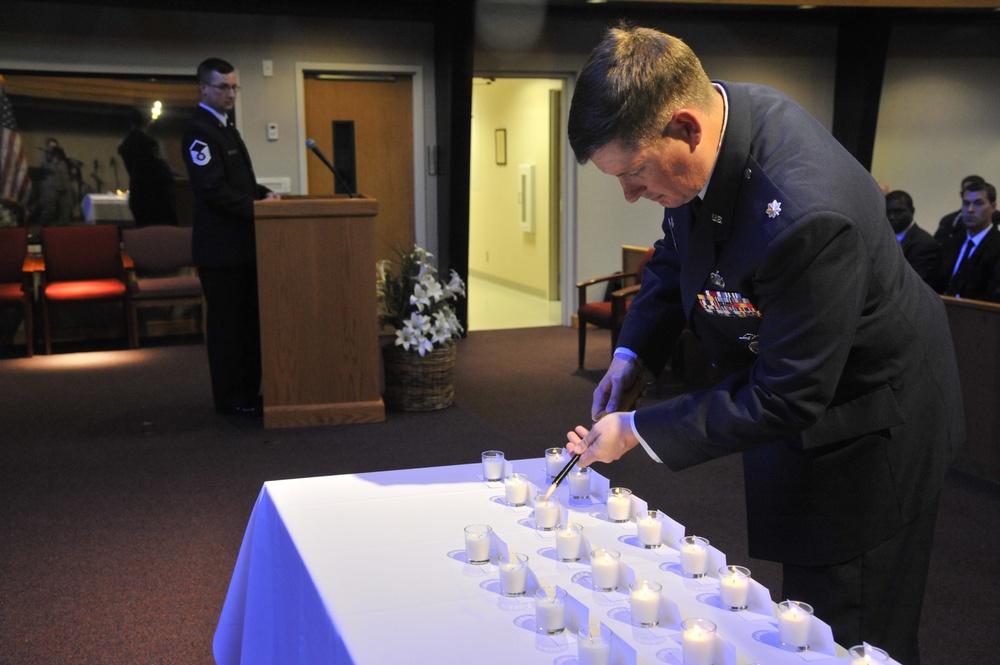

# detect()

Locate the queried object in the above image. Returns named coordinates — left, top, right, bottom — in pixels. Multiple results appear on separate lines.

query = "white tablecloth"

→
left=81, top=193, right=133, bottom=225
left=214, top=459, right=892, bottom=665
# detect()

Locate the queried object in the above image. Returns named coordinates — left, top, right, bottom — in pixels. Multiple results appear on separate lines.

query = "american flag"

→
left=1, top=81, right=33, bottom=208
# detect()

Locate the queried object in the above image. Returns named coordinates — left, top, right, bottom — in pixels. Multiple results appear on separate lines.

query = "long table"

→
left=214, top=459, right=893, bottom=665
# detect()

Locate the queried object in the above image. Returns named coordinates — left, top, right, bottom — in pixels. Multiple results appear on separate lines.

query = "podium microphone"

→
left=305, top=138, right=355, bottom=198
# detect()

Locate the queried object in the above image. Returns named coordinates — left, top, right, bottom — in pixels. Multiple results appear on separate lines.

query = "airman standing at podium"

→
left=182, top=57, right=280, bottom=417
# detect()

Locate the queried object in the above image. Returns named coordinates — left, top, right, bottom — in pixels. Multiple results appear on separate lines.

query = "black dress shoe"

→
left=216, top=403, right=263, bottom=417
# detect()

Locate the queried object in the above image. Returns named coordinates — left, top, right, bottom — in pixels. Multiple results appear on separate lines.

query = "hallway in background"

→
left=466, top=274, right=561, bottom=331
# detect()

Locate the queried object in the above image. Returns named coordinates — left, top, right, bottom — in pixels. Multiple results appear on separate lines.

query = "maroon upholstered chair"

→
left=122, top=225, right=204, bottom=348
left=39, top=224, right=133, bottom=354
left=0, top=226, right=34, bottom=356
left=576, top=246, right=655, bottom=369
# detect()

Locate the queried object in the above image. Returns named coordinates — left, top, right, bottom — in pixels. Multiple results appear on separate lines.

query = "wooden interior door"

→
left=303, top=76, right=415, bottom=262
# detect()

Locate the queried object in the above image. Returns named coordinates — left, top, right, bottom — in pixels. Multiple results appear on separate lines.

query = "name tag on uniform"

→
left=698, top=291, right=761, bottom=318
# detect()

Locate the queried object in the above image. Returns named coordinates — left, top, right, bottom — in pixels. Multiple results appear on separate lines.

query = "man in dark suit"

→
left=118, top=108, right=178, bottom=227
left=885, top=190, right=942, bottom=287
left=564, top=26, right=963, bottom=664
left=938, top=181, right=1000, bottom=301
left=182, top=57, right=280, bottom=416
left=934, top=174, right=1000, bottom=244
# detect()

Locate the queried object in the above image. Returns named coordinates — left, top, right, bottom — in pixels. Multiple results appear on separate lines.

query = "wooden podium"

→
left=254, top=196, right=385, bottom=428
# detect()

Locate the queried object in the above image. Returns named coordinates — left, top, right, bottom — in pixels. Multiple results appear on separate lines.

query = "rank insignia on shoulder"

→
left=698, top=291, right=761, bottom=318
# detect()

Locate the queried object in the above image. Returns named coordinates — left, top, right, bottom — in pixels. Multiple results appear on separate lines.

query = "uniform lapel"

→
left=680, top=82, right=752, bottom=320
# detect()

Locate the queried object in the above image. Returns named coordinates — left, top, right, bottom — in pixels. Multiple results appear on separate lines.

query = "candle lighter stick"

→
left=543, top=453, right=581, bottom=501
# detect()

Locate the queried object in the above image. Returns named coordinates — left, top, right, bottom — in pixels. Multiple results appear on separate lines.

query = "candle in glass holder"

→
left=463, top=524, right=492, bottom=565
left=680, top=535, right=709, bottom=578
left=577, top=624, right=613, bottom=665
left=777, top=600, right=813, bottom=651
left=568, top=466, right=591, bottom=499
left=481, top=450, right=505, bottom=482
left=498, top=552, right=529, bottom=597
left=718, top=565, right=750, bottom=610
left=533, top=493, right=560, bottom=530
left=504, top=472, right=529, bottom=507
left=636, top=510, right=664, bottom=548
left=681, top=618, right=716, bottom=665
left=534, top=586, right=567, bottom=634
left=848, top=643, right=890, bottom=664
left=606, top=487, right=633, bottom=522
left=555, top=522, right=583, bottom=562
left=629, top=580, right=662, bottom=626
left=545, top=447, right=568, bottom=479
left=590, top=547, right=620, bottom=592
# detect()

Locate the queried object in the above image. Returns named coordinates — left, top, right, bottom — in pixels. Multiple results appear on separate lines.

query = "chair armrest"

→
left=576, top=271, right=632, bottom=307
left=120, top=251, right=134, bottom=271
left=610, top=283, right=641, bottom=300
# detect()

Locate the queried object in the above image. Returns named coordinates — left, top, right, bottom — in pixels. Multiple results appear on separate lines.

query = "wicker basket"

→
left=382, top=342, right=457, bottom=411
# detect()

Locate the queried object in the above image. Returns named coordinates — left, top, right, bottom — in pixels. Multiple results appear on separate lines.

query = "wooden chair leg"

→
left=23, top=300, right=33, bottom=357
left=127, top=302, right=139, bottom=349
left=578, top=318, right=587, bottom=369
left=42, top=298, right=51, bottom=355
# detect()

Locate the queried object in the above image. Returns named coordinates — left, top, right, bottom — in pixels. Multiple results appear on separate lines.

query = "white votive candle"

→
left=545, top=447, right=568, bottom=478
left=606, top=487, right=632, bottom=522
left=629, top=580, right=662, bottom=627
left=498, top=552, right=528, bottom=597
left=463, top=524, right=492, bottom=565
left=680, top=535, right=709, bottom=578
left=848, top=643, right=890, bottom=664
left=555, top=523, right=583, bottom=562
left=577, top=624, right=613, bottom=665
left=590, top=548, right=620, bottom=592
left=533, top=494, right=560, bottom=530
left=636, top=510, right=664, bottom=548
left=504, top=472, right=529, bottom=507
left=481, top=450, right=505, bottom=481
left=718, top=565, right=750, bottom=610
left=681, top=618, right=716, bottom=665
left=568, top=466, right=591, bottom=499
left=777, top=600, right=813, bottom=651
left=534, top=586, right=567, bottom=634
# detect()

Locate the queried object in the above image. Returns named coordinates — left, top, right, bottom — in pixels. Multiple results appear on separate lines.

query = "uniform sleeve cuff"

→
left=624, top=411, right=663, bottom=464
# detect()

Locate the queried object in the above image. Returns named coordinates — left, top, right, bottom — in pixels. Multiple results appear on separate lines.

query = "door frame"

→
left=470, top=71, right=578, bottom=326
left=295, top=62, right=428, bottom=250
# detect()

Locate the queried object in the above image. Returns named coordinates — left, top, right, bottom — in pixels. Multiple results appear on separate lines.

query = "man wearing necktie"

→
left=564, top=25, right=963, bottom=664
left=182, top=58, right=280, bottom=417
left=938, top=181, right=1000, bottom=300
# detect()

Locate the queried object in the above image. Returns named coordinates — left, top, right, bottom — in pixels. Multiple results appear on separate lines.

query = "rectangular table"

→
left=214, top=459, right=884, bottom=665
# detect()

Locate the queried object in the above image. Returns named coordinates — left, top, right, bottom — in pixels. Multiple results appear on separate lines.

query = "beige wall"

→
left=469, top=77, right=561, bottom=297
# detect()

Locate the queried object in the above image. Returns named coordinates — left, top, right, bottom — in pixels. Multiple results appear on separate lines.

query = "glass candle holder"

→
left=555, top=522, right=583, bottom=562
left=589, top=547, right=620, bottom=592
left=481, top=450, right=505, bottom=482
left=629, top=579, right=662, bottom=627
left=777, top=600, right=813, bottom=651
left=498, top=552, right=529, bottom=597
left=679, top=535, right=710, bottom=578
left=606, top=487, right=633, bottom=522
left=636, top=510, right=664, bottom=548
left=504, top=472, right=529, bottom=507
left=848, top=644, right=890, bottom=664
left=568, top=465, right=591, bottom=500
left=718, top=565, right=751, bottom=611
left=534, top=586, right=567, bottom=635
left=681, top=618, right=716, bottom=665
left=463, top=524, right=492, bottom=565
left=545, top=446, right=568, bottom=480
left=533, top=493, right=560, bottom=531
left=577, top=624, right=613, bottom=665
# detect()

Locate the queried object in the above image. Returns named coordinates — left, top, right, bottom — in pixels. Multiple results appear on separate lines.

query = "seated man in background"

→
left=935, top=174, right=1000, bottom=243
left=938, top=181, right=1000, bottom=300
left=886, top=190, right=942, bottom=287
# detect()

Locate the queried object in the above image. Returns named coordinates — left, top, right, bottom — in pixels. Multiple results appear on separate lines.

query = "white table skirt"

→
left=214, top=459, right=893, bottom=665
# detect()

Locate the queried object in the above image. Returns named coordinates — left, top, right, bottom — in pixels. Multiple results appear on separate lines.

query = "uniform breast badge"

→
left=698, top=291, right=761, bottom=318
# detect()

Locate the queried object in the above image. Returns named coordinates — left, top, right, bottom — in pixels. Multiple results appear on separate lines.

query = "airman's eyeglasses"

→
left=207, top=83, right=240, bottom=93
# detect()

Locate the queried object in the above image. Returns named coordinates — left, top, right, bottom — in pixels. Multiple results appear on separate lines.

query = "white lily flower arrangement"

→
left=377, top=245, right=466, bottom=356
